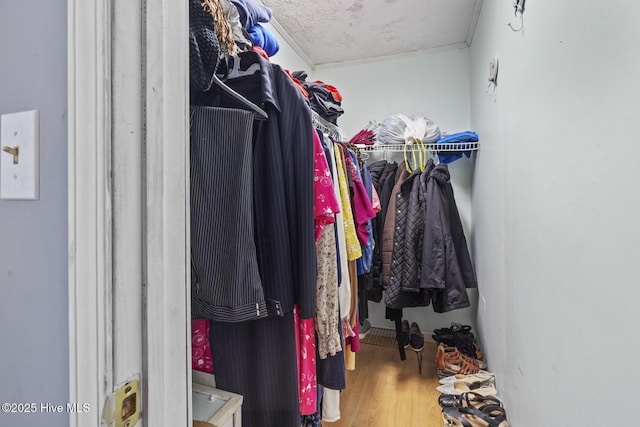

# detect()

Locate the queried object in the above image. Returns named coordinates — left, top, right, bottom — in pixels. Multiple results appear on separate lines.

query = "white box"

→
left=192, top=372, right=243, bottom=427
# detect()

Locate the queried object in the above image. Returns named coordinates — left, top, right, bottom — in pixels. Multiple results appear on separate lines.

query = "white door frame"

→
left=67, top=0, right=191, bottom=425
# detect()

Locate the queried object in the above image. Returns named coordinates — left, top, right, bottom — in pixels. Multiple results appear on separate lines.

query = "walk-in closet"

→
left=188, top=1, right=487, bottom=425
left=184, top=0, right=640, bottom=425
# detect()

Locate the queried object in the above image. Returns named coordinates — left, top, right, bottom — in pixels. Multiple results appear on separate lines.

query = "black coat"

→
left=421, top=161, right=477, bottom=313
left=368, top=161, right=398, bottom=302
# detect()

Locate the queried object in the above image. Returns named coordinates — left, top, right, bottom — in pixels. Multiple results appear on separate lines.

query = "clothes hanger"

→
left=207, top=51, right=267, bottom=120
left=427, top=147, right=440, bottom=165
left=209, top=66, right=268, bottom=121
left=225, top=52, right=261, bottom=79
left=403, top=138, right=426, bottom=173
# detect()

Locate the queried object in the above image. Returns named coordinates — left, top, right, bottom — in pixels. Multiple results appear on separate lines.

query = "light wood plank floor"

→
left=328, top=341, right=443, bottom=426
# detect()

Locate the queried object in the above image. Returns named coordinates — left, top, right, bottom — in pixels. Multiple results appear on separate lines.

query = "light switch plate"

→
left=1, top=110, right=40, bottom=200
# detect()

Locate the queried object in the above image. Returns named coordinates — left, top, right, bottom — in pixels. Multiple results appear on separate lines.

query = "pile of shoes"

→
left=434, top=323, right=485, bottom=379
left=434, top=323, right=509, bottom=426
left=433, top=322, right=482, bottom=362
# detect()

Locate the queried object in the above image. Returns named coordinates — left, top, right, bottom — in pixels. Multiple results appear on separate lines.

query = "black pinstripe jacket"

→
left=194, top=52, right=317, bottom=320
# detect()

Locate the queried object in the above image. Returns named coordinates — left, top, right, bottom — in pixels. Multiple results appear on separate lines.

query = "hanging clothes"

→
left=381, top=167, right=409, bottom=288
left=315, top=135, right=346, bottom=396
left=340, top=145, right=376, bottom=246
left=328, top=143, right=362, bottom=332
left=313, top=130, right=340, bottom=241
left=195, top=51, right=317, bottom=319
left=368, top=161, right=398, bottom=302
left=357, top=161, right=376, bottom=274
left=383, top=166, right=431, bottom=309
left=191, top=319, right=214, bottom=374
left=421, top=160, right=477, bottom=312
left=190, top=106, right=267, bottom=322
left=313, top=129, right=342, bottom=359
left=294, top=306, right=317, bottom=416
left=315, top=224, right=341, bottom=359
left=193, top=52, right=316, bottom=427
left=333, top=144, right=362, bottom=262
left=209, top=313, right=299, bottom=427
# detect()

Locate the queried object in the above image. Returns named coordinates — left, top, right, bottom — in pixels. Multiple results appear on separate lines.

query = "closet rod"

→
left=311, top=111, right=346, bottom=141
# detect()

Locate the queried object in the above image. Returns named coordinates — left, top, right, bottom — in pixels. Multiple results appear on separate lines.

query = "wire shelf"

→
left=355, top=142, right=479, bottom=153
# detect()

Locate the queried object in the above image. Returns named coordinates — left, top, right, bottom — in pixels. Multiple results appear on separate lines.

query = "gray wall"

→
left=0, top=1, right=69, bottom=426
left=470, top=1, right=640, bottom=425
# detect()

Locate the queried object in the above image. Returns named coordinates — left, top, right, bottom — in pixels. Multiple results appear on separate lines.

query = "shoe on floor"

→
left=438, top=370, right=495, bottom=386
left=359, top=319, right=372, bottom=339
left=437, top=383, right=498, bottom=396
left=409, top=322, right=424, bottom=351
left=397, top=319, right=410, bottom=348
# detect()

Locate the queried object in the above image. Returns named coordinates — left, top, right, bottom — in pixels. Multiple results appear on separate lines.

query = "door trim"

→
left=143, top=1, right=191, bottom=426
left=68, top=0, right=191, bottom=425
left=67, top=1, right=113, bottom=425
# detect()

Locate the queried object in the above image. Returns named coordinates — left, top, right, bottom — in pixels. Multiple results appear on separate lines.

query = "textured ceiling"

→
left=263, top=0, right=483, bottom=67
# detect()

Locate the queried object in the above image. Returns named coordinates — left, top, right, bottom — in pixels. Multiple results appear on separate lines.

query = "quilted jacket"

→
left=381, top=167, right=409, bottom=288
left=383, top=163, right=433, bottom=309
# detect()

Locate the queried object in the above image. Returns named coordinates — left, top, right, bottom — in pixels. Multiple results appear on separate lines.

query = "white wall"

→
left=262, top=22, right=313, bottom=72
left=313, top=50, right=478, bottom=335
left=471, top=1, right=640, bottom=425
left=312, top=49, right=471, bottom=139
left=0, top=2, right=69, bottom=427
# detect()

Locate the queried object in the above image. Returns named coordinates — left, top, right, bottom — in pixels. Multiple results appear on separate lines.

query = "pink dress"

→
left=191, top=319, right=214, bottom=374
left=372, top=185, right=381, bottom=213
left=313, top=130, right=340, bottom=241
left=294, top=305, right=317, bottom=415
left=341, top=147, right=376, bottom=245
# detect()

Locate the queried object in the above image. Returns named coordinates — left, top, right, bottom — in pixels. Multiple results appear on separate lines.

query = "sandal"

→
left=437, top=383, right=498, bottom=397
left=434, top=323, right=472, bottom=336
left=437, top=344, right=487, bottom=377
left=439, top=371, right=495, bottom=386
left=440, top=345, right=488, bottom=369
left=437, top=348, right=480, bottom=377
left=438, top=391, right=502, bottom=409
left=443, top=404, right=509, bottom=427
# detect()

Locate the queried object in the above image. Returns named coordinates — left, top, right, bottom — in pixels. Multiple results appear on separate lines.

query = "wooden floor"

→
left=328, top=341, right=443, bottom=427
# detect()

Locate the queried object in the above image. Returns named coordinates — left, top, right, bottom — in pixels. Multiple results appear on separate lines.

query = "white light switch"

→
left=1, top=110, right=40, bottom=200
